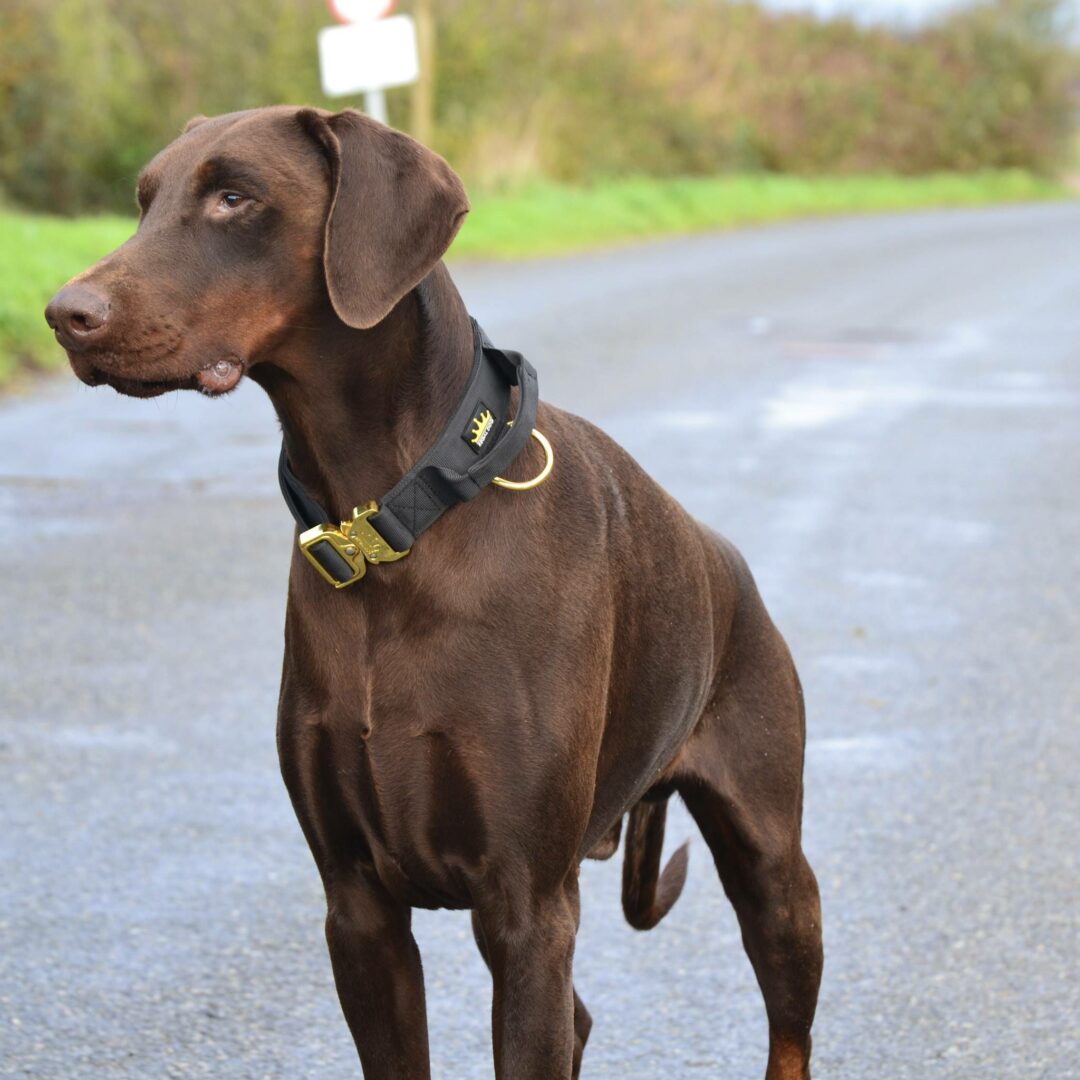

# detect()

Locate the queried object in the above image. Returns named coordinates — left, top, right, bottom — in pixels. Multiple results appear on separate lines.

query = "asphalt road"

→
left=1, top=204, right=1078, bottom=1079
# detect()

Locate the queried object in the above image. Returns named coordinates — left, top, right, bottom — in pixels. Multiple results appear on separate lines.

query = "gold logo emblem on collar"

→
left=469, top=408, right=494, bottom=447
left=298, top=501, right=410, bottom=589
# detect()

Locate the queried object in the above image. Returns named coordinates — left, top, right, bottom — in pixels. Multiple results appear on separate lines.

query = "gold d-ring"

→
left=492, top=427, right=554, bottom=491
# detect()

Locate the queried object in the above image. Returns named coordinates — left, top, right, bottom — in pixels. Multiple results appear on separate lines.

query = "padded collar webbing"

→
left=278, top=319, right=539, bottom=552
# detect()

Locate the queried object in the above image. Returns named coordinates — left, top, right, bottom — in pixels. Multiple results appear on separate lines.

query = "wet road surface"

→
left=1, top=203, right=1078, bottom=1077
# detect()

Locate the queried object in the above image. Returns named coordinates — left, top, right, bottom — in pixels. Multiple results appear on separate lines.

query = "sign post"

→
left=319, top=0, right=418, bottom=126
left=411, top=0, right=435, bottom=147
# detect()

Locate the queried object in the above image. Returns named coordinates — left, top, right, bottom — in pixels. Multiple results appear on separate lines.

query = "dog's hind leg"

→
left=677, top=602, right=823, bottom=1079
left=471, top=877, right=587, bottom=1079
left=680, top=715, right=822, bottom=1077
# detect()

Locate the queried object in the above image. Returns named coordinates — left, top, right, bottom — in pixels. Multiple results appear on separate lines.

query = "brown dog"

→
left=45, top=107, right=823, bottom=1079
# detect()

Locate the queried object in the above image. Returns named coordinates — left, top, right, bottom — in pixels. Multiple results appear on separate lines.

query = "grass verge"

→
left=451, top=169, right=1068, bottom=257
left=1, top=212, right=133, bottom=387
left=1, top=169, right=1069, bottom=386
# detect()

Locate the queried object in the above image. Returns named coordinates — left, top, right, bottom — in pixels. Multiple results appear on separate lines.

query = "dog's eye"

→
left=218, top=191, right=249, bottom=210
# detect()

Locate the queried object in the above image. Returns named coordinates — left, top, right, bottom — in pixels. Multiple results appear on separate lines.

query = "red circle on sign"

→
left=327, top=0, right=397, bottom=23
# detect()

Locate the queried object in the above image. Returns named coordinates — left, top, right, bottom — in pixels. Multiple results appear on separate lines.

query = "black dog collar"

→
left=278, top=319, right=550, bottom=588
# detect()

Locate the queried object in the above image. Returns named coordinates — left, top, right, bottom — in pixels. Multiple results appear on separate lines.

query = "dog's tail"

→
left=621, top=796, right=689, bottom=931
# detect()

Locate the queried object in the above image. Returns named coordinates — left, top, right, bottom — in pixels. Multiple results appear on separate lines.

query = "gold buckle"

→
left=298, top=501, right=410, bottom=589
left=492, top=427, right=554, bottom=491
left=348, top=502, right=411, bottom=565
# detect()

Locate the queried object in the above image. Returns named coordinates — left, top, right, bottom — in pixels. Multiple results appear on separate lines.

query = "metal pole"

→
left=411, top=0, right=435, bottom=146
left=364, top=87, right=389, bottom=125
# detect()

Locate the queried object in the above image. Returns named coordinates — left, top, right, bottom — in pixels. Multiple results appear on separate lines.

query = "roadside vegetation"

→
left=2, top=169, right=1068, bottom=385
left=1, top=0, right=1075, bottom=386
left=2, top=0, right=1073, bottom=213
left=451, top=170, right=1067, bottom=257
left=1, top=211, right=132, bottom=386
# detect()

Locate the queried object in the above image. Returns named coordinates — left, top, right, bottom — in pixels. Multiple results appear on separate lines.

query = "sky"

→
left=764, top=0, right=959, bottom=15
left=762, top=0, right=1079, bottom=27
left=760, top=0, right=969, bottom=24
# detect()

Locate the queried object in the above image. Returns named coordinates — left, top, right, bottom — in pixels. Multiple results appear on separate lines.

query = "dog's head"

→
left=45, top=106, right=469, bottom=398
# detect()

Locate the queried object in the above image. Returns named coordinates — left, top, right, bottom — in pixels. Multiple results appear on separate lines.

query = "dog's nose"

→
left=45, top=284, right=111, bottom=349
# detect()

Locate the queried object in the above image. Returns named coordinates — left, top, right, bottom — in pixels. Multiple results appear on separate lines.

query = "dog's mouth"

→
left=74, top=357, right=245, bottom=399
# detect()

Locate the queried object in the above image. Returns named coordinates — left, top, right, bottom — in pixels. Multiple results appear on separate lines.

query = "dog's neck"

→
left=250, top=263, right=474, bottom=520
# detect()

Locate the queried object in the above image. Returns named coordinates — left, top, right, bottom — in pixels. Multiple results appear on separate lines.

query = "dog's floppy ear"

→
left=297, top=108, right=470, bottom=329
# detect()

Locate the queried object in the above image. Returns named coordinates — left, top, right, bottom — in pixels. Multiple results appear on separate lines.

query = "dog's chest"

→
left=279, top=662, right=503, bottom=908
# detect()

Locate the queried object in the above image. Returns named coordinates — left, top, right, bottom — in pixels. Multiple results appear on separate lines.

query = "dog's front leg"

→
left=323, top=869, right=431, bottom=1079
left=475, top=876, right=580, bottom=1079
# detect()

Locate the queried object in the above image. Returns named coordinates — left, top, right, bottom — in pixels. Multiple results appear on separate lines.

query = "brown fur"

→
left=45, top=107, right=823, bottom=1079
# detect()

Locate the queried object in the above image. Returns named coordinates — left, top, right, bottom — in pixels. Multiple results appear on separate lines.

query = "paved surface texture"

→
left=1, top=204, right=1078, bottom=1078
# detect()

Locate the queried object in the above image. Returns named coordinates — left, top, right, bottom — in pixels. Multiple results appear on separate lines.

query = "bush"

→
left=0, top=0, right=1074, bottom=214
left=434, top=0, right=1077, bottom=184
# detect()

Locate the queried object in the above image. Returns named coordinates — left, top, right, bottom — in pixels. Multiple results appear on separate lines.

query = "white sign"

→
left=318, top=15, right=419, bottom=98
left=327, top=0, right=396, bottom=24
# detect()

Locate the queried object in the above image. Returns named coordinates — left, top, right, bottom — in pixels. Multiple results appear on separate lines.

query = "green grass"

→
left=0, top=211, right=133, bottom=385
left=451, top=169, right=1069, bottom=258
left=2, top=169, right=1069, bottom=386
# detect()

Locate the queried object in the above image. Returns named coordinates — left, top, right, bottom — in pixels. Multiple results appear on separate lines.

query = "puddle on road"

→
left=763, top=381, right=927, bottom=432
left=992, top=370, right=1045, bottom=390
left=760, top=323, right=995, bottom=435
left=907, top=517, right=993, bottom=547
left=650, top=409, right=733, bottom=432
left=813, top=653, right=905, bottom=677
left=806, top=731, right=922, bottom=771
left=844, top=569, right=928, bottom=591
left=937, top=386, right=1073, bottom=410
left=0, top=720, right=179, bottom=756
